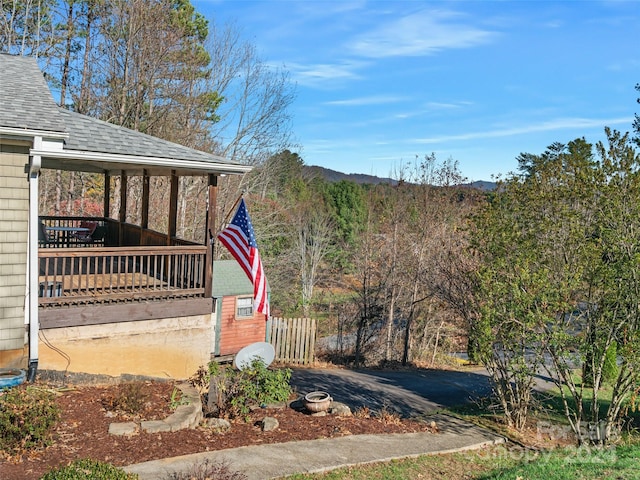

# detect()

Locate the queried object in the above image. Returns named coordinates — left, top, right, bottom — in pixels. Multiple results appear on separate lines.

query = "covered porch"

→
left=39, top=234, right=207, bottom=329
left=30, top=103, right=253, bottom=330
left=26, top=111, right=252, bottom=378
left=36, top=167, right=232, bottom=330
left=32, top=162, right=249, bottom=378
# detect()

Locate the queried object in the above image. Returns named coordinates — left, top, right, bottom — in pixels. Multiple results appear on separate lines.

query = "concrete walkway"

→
left=124, top=414, right=505, bottom=480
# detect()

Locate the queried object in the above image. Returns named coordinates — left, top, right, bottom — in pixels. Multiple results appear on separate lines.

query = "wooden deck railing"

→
left=40, top=216, right=201, bottom=248
left=38, top=245, right=207, bottom=306
left=39, top=215, right=109, bottom=247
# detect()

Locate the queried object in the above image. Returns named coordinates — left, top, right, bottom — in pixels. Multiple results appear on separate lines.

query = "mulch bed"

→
left=1, top=381, right=436, bottom=480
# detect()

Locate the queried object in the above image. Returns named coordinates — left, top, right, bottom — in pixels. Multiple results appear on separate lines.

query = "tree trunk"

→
left=77, top=1, right=95, bottom=115
left=55, top=169, right=62, bottom=214
left=430, top=321, right=445, bottom=367
left=385, top=288, right=395, bottom=362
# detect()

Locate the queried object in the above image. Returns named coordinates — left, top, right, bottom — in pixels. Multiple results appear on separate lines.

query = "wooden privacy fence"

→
left=266, top=317, right=317, bottom=365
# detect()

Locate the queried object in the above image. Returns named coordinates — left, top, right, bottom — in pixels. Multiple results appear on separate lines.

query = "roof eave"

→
left=29, top=147, right=253, bottom=176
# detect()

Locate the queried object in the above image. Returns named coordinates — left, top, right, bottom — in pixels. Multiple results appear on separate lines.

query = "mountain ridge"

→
left=304, top=164, right=496, bottom=190
left=304, top=165, right=397, bottom=185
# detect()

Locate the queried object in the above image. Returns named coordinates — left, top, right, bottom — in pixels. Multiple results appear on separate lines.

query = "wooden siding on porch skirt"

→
left=218, top=296, right=266, bottom=356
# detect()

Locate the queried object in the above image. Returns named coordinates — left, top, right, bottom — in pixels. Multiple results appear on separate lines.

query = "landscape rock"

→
left=141, top=420, right=171, bottom=434
left=207, top=375, right=227, bottom=414
left=289, top=398, right=305, bottom=412
left=109, top=382, right=203, bottom=436
left=205, top=417, right=231, bottom=432
left=329, top=402, right=352, bottom=416
left=108, top=422, right=138, bottom=436
left=261, top=416, right=279, bottom=431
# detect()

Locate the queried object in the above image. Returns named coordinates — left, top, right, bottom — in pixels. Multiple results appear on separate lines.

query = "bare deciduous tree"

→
left=205, top=22, right=297, bottom=165
left=293, top=207, right=334, bottom=317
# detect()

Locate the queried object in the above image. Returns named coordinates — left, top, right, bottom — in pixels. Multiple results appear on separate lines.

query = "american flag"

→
left=217, top=199, right=269, bottom=316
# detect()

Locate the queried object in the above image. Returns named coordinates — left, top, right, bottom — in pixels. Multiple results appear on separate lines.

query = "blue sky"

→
left=193, top=0, right=639, bottom=182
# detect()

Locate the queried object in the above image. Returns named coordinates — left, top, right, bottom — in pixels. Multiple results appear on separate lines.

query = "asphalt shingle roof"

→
left=59, top=109, right=232, bottom=163
left=0, top=55, right=244, bottom=169
left=212, top=260, right=254, bottom=297
left=0, top=54, right=66, bottom=133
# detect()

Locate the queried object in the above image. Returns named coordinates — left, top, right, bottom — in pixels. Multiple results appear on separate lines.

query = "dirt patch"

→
left=1, top=381, right=434, bottom=480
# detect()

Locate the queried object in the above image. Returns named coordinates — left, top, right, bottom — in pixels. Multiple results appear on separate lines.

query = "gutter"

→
left=27, top=137, right=42, bottom=382
left=29, top=148, right=253, bottom=176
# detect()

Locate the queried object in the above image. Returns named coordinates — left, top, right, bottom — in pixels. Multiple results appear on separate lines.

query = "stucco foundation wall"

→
left=39, top=315, right=212, bottom=379
left=0, top=146, right=29, bottom=368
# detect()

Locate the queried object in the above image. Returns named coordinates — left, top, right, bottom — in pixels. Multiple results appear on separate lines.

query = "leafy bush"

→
left=165, top=459, right=247, bottom=480
left=0, top=385, right=60, bottom=455
left=583, top=341, right=620, bottom=387
left=204, top=360, right=291, bottom=419
left=40, top=459, right=137, bottom=479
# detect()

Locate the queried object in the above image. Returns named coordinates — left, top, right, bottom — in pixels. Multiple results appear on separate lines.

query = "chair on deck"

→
left=72, top=221, right=98, bottom=243
left=38, top=220, right=53, bottom=247
left=89, top=225, right=107, bottom=245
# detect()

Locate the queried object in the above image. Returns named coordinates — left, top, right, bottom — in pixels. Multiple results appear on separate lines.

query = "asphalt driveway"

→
left=290, top=366, right=493, bottom=418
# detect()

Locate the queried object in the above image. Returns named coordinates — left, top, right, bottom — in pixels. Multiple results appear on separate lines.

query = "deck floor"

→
left=38, top=272, right=168, bottom=297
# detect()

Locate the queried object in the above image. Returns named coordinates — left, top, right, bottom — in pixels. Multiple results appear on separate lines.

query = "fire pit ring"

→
left=303, top=391, right=332, bottom=413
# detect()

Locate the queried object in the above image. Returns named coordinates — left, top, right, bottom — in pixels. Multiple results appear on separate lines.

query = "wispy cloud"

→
left=325, top=95, right=406, bottom=106
left=348, top=9, right=496, bottom=58
left=426, top=101, right=472, bottom=110
left=286, top=61, right=367, bottom=88
left=294, top=0, right=367, bottom=18
left=542, top=20, right=563, bottom=29
left=413, top=117, right=633, bottom=144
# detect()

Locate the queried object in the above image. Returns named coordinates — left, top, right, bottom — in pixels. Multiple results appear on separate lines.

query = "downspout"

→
left=27, top=137, right=42, bottom=382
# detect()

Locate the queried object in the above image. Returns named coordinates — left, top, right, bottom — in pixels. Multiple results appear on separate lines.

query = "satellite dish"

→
left=233, top=342, right=275, bottom=370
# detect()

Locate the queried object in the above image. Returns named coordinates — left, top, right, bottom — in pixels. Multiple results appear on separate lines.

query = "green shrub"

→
left=206, top=360, right=291, bottom=419
left=583, top=341, right=620, bottom=387
left=0, top=385, right=60, bottom=455
left=40, top=459, right=138, bottom=479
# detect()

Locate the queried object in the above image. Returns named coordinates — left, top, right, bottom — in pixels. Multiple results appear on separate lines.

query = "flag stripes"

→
left=217, top=199, right=269, bottom=316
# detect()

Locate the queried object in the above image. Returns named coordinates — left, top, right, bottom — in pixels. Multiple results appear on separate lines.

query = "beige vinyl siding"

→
left=0, top=146, right=29, bottom=353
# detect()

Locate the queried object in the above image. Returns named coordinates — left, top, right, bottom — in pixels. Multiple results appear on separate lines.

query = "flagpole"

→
left=217, top=192, right=244, bottom=235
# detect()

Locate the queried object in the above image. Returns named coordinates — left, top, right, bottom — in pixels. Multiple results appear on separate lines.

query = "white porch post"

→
left=27, top=137, right=42, bottom=381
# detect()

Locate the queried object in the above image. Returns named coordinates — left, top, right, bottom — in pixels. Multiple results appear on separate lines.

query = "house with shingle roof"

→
left=212, top=260, right=270, bottom=359
left=0, top=54, right=255, bottom=380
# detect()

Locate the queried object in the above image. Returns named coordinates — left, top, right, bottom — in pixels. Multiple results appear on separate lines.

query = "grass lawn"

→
left=285, top=370, right=640, bottom=480
left=284, top=447, right=518, bottom=480
left=479, top=442, right=640, bottom=479
left=285, top=442, right=640, bottom=480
